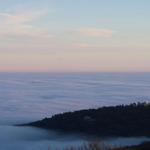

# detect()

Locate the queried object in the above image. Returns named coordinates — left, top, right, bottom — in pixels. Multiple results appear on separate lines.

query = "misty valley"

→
left=0, top=72, right=150, bottom=150
left=15, top=102, right=150, bottom=150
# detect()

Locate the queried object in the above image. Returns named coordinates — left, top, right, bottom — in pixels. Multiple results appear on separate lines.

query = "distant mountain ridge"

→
left=18, top=103, right=150, bottom=137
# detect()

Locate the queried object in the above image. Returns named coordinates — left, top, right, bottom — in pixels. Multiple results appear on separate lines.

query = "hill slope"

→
left=19, top=103, right=150, bottom=137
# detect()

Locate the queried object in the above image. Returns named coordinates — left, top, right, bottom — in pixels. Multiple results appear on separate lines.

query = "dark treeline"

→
left=49, top=140, right=150, bottom=150
left=19, top=103, right=150, bottom=137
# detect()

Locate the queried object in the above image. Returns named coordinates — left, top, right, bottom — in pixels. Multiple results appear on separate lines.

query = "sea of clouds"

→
left=0, top=72, right=150, bottom=150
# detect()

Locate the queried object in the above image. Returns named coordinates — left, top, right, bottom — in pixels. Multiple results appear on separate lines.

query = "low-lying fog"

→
left=0, top=73, right=150, bottom=150
left=1, top=124, right=150, bottom=150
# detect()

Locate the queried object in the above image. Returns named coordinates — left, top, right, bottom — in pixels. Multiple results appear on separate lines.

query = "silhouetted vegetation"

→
left=19, top=103, right=150, bottom=137
left=47, top=140, right=150, bottom=150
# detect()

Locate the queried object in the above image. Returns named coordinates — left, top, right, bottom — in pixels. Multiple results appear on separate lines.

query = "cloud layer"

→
left=0, top=72, right=150, bottom=149
left=0, top=72, right=149, bottom=119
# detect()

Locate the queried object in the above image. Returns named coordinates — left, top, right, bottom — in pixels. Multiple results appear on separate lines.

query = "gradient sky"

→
left=0, top=0, right=150, bottom=72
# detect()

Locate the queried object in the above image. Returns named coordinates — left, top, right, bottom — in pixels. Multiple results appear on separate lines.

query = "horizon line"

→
left=0, top=71, right=150, bottom=73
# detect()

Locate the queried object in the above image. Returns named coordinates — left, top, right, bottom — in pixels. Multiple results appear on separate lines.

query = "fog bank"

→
left=0, top=125, right=150, bottom=150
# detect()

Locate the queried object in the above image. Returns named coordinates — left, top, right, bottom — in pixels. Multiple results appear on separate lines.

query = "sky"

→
left=0, top=0, right=150, bottom=72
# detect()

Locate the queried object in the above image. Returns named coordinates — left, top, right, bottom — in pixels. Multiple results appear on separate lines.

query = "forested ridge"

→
left=19, top=103, right=150, bottom=137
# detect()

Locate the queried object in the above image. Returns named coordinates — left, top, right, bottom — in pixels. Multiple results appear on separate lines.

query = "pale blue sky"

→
left=0, top=0, right=150, bottom=72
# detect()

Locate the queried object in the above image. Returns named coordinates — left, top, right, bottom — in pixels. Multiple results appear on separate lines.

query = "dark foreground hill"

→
left=18, top=103, right=150, bottom=137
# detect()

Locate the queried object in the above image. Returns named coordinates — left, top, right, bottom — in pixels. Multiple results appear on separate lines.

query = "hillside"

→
left=18, top=103, right=150, bottom=137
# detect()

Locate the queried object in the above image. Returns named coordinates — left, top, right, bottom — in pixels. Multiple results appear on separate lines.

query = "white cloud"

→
left=0, top=9, right=48, bottom=25
left=0, top=9, right=53, bottom=41
left=72, top=28, right=117, bottom=37
left=0, top=13, right=20, bottom=22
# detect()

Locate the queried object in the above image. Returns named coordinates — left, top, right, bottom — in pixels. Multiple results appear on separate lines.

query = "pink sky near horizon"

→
left=0, top=1, right=150, bottom=72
